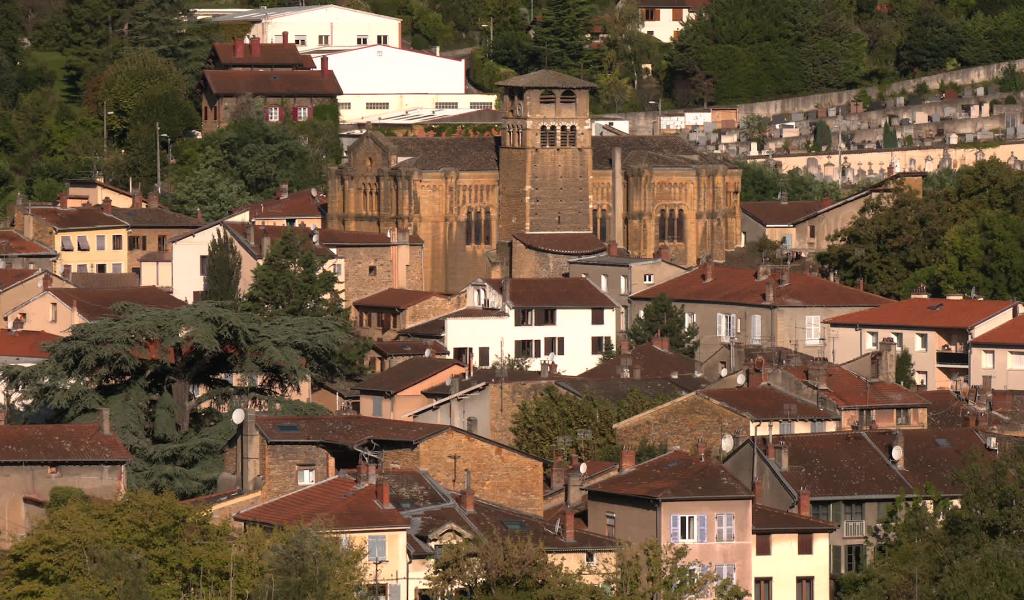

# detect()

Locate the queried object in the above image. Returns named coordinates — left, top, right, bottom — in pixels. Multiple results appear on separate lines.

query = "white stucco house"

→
left=635, top=0, right=706, bottom=43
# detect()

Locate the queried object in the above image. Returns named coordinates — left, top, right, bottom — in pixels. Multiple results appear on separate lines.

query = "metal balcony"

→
left=843, top=520, right=866, bottom=538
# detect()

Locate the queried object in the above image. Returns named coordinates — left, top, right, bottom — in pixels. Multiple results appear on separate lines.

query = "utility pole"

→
left=103, top=101, right=108, bottom=156
left=155, top=121, right=161, bottom=194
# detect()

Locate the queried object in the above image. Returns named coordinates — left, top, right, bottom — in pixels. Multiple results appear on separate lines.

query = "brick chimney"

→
left=356, top=461, right=369, bottom=486
left=562, top=504, right=575, bottom=542
left=58, top=192, right=68, bottom=208
left=702, top=259, right=714, bottom=283
left=132, top=189, right=143, bottom=209
left=619, top=447, right=636, bottom=472
left=651, top=331, right=669, bottom=352
left=878, top=337, right=898, bottom=384
left=807, top=358, right=828, bottom=387
left=376, top=479, right=391, bottom=508
left=251, top=36, right=261, bottom=57
left=281, top=31, right=289, bottom=44
left=42, top=271, right=52, bottom=290
left=321, top=55, right=329, bottom=77
left=0, top=410, right=6, bottom=426
left=458, top=469, right=475, bottom=513
left=765, top=438, right=776, bottom=461
left=857, top=277, right=865, bottom=291
left=565, top=465, right=582, bottom=507
left=753, top=478, right=763, bottom=503
left=778, top=442, right=789, bottom=471
left=147, top=191, right=160, bottom=209
left=99, top=407, right=111, bottom=435
left=366, top=462, right=378, bottom=485
left=798, top=487, right=811, bottom=516
left=551, top=458, right=567, bottom=491
left=607, top=241, right=618, bottom=257
left=233, top=37, right=244, bottom=58
left=101, top=197, right=112, bottom=214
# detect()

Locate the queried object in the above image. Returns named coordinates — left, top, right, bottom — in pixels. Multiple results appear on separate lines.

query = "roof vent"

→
left=927, top=303, right=944, bottom=311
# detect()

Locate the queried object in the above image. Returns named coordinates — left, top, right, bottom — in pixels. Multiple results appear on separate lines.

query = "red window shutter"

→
left=292, top=106, right=299, bottom=121
left=653, top=8, right=660, bottom=19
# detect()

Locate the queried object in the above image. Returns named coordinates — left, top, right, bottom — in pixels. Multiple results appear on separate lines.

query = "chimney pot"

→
left=251, top=36, right=261, bottom=57
left=798, top=487, right=811, bottom=516
left=619, top=447, right=636, bottom=472
left=99, top=407, right=111, bottom=435
left=101, top=197, right=112, bottom=214
left=321, top=55, right=329, bottom=76
left=563, top=504, right=576, bottom=542
left=233, top=37, right=244, bottom=58
left=376, top=480, right=391, bottom=507
left=282, top=31, right=289, bottom=44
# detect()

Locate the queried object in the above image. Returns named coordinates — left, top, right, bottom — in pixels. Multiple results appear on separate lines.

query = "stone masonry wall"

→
left=615, top=393, right=749, bottom=461
left=259, top=441, right=332, bottom=502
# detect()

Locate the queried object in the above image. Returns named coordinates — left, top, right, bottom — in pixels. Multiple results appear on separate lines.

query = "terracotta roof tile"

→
left=27, top=206, right=125, bottom=230
left=704, top=386, right=837, bottom=420
left=255, top=414, right=450, bottom=446
left=0, top=268, right=40, bottom=290
left=863, top=428, right=985, bottom=494
left=826, top=298, right=1016, bottom=329
left=586, top=450, right=752, bottom=500
left=513, top=232, right=605, bottom=255
left=353, top=288, right=442, bottom=309
left=592, top=136, right=733, bottom=169
left=741, top=200, right=833, bottom=226
left=48, top=287, right=184, bottom=321
left=484, top=278, right=616, bottom=309
left=0, top=423, right=131, bottom=462
left=110, top=207, right=203, bottom=228
left=496, top=69, right=597, bottom=89
left=372, top=339, right=448, bottom=357
left=632, top=264, right=890, bottom=307
left=580, top=342, right=698, bottom=379
left=752, top=504, right=836, bottom=533
left=0, top=231, right=56, bottom=256
left=0, top=329, right=60, bottom=359
left=972, top=316, right=1024, bottom=347
left=250, top=188, right=325, bottom=219
left=786, top=364, right=928, bottom=409
left=139, top=251, right=171, bottom=262
left=67, top=272, right=140, bottom=289
left=557, top=378, right=703, bottom=401
left=222, top=222, right=332, bottom=258
left=384, top=135, right=500, bottom=171
left=202, top=69, right=341, bottom=97
left=919, top=390, right=971, bottom=429
left=211, top=42, right=316, bottom=69
left=355, top=357, right=463, bottom=395
left=235, top=476, right=409, bottom=530
left=400, top=307, right=505, bottom=338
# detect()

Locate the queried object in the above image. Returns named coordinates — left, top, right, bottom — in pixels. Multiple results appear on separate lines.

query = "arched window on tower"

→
left=668, top=209, right=677, bottom=242
left=676, top=210, right=685, bottom=243
left=658, top=209, right=667, bottom=242
left=560, top=125, right=569, bottom=147
left=599, top=209, right=608, bottom=241
left=539, top=90, right=556, bottom=104
left=569, top=125, right=577, bottom=146
left=465, top=209, right=473, bottom=246
left=560, top=90, right=576, bottom=105
left=484, top=208, right=492, bottom=245
left=473, top=209, right=483, bottom=245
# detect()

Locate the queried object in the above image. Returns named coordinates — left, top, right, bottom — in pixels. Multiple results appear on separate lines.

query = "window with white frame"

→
left=600, top=274, right=608, bottom=291
left=982, top=350, right=995, bottom=369
left=915, top=332, right=928, bottom=352
left=266, top=106, right=281, bottom=122
left=780, top=421, right=795, bottom=434
left=318, top=34, right=330, bottom=45
left=366, top=102, right=390, bottom=110
left=866, top=331, right=878, bottom=350
left=470, top=101, right=493, bottom=110
left=295, top=106, right=310, bottom=121
left=893, top=332, right=903, bottom=348
left=377, top=34, right=388, bottom=44
left=297, top=466, right=316, bottom=485
left=643, top=273, right=654, bottom=284
left=669, top=514, right=707, bottom=543
left=715, top=513, right=736, bottom=542
left=356, top=35, right=368, bottom=45
left=1010, top=352, right=1024, bottom=370
left=435, top=101, right=459, bottom=109
left=619, top=275, right=627, bottom=295
left=750, top=314, right=762, bottom=345
left=96, top=235, right=105, bottom=250
left=293, top=34, right=307, bottom=46
left=685, top=312, right=697, bottom=328
left=714, top=564, right=737, bottom=583
left=805, top=315, right=822, bottom=346
left=716, top=313, right=738, bottom=340
left=367, top=535, right=388, bottom=562
left=914, top=371, right=928, bottom=387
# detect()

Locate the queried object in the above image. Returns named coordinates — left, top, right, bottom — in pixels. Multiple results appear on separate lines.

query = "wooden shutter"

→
left=716, top=313, right=725, bottom=338
left=669, top=515, right=681, bottom=543
left=831, top=545, right=842, bottom=574
left=697, top=515, right=707, bottom=542
left=756, top=534, right=771, bottom=556
left=798, top=533, right=813, bottom=555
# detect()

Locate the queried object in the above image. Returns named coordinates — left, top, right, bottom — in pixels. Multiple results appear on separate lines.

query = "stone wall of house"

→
left=333, top=246, right=395, bottom=303
left=404, top=294, right=464, bottom=328
left=487, top=381, right=558, bottom=447
left=259, top=440, right=332, bottom=501
left=614, top=393, right=749, bottom=460
left=510, top=238, right=577, bottom=279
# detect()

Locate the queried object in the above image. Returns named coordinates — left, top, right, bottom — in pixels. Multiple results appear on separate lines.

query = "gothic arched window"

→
left=539, top=90, right=556, bottom=104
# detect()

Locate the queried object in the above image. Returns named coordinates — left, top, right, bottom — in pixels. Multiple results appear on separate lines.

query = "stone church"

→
left=327, top=69, right=742, bottom=293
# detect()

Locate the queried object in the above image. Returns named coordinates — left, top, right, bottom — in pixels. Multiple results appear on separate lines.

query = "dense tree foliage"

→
left=0, top=491, right=366, bottom=600
left=818, top=160, right=1024, bottom=299
left=204, top=230, right=242, bottom=302
left=511, top=387, right=667, bottom=461
left=2, top=303, right=366, bottom=496
left=246, top=227, right=344, bottom=317
left=627, top=293, right=699, bottom=357
left=740, top=162, right=841, bottom=202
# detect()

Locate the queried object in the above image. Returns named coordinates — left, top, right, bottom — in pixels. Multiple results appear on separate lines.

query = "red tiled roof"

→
left=372, top=339, right=448, bottom=357
left=221, top=222, right=332, bottom=258
left=826, top=298, right=1017, bottom=329
left=110, top=207, right=203, bottom=228
left=0, top=268, right=39, bottom=290
left=863, top=428, right=986, bottom=494
left=484, top=278, right=616, bottom=309
left=918, top=390, right=970, bottom=429
left=355, top=357, right=463, bottom=395
left=704, top=386, right=837, bottom=420
left=255, top=414, right=450, bottom=446
left=632, top=265, right=890, bottom=307
left=752, top=504, right=836, bottom=533
left=0, top=423, right=131, bottom=463
left=48, top=287, right=184, bottom=321
left=786, top=364, right=928, bottom=409
left=513, top=232, right=606, bottom=256
left=0, top=329, right=60, bottom=359
left=235, top=476, right=409, bottom=530
left=67, top=272, right=140, bottom=289
left=972, top=316, right=1024, bottom=347
left=580, top=342, right=698, bottom=379
left=353, top=288, right=442, bottom=309
left=211, top=42, right=316, bottom=69
left=27, top=206, right=125, bottom=230
left=202, top=69, right=342, bottom=97
left=0, top=230, right=55, bottom=256
left=400, top=307, right=505, bottom=338
left=250, top=188, right=325, bottom=219
left=741, top=200, right=832, bottom=226
left=318, top=229, right=424, bottom=246
left=586, top=450, right=752, bottom=500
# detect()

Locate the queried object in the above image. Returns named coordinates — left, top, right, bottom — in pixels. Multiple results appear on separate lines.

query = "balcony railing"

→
left=936, top=350, right=969, bottom=368
left=843, top=520, right=866, bottom=538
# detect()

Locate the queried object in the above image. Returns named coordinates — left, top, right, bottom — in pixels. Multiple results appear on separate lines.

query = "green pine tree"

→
left=627, top=294, right=700, bottom=357
left=246, top=227, right=343, bottom=317
left=203, top=229, right=241, bottom=302
left=895, top=349, right=915, bottom=388
left=531, top=0, right=593, bottom=74
left=813, top=120, right=832, bottom=151
left=883, top=122, right=898, bottom=148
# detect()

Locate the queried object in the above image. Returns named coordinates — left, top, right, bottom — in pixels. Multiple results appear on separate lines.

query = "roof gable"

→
left=586, top=450, right=752, bottom=500
left=827, top=298, right=1017, bottom=330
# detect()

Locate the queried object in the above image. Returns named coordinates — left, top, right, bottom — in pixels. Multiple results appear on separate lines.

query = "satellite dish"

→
left=890, top=445, right=903, bottom=462
left=231, top=408, right=246, bottom=425
left=719, top=367, right=729, bottom=378
left=548, top=353, right=557, bottom=362
left=736, top=372, right=747, bottom=387
left=579, top=462, right=588, bottom=476
left=721, top=433, right=735, bottom=454
left=424, top=348, right=433, bottom=358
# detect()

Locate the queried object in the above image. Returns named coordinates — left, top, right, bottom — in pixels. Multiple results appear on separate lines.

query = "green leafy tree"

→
left=628, top=294, right=699, bottom=357
left=740, top=114, right=770, bottom=150
left=812, top=120, right=832, bottom=151
left=895, top=349, right=915, bottom=389
left=608, top=540, right=747, bottom=600
left=531, top=0, right=593, bottom=74
left=246, top=227, right=343, bottom=317
left=2, top=303, right=364, bottom=496
left=204, top=230, right=242, bottom=302
left=882, top=122, right=898, bottom=148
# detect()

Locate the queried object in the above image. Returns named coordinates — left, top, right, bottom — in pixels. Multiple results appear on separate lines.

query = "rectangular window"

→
left=266, top=106, right=281, bottom=122
left=96, top=235, right=105, bottom=250
left=982, top=350, right=995, bottom=369
left=812, top=502, right=831, bottom=522
left=61, top=236, right=73, bottom=251
left=750, top=314, right=762, bottom=344
left=96, top=263, right=106, bottom=273
left=49, top=302, right=57, bottom=323
left=798, top=533, right=813, bottom=555
left=591, top=336, right=611, bottom=355
left=77, top=235, right=89, bottom=251
left=845, top=545, right=864, bottom=572
left=544, top=337, right=557, bottom=355
left=893, top=332, right=903, bottom=348
left=642, top=7, right=657, bottom=20
left=112, top=235, right=123, bottom=250
left=515, top=309, right=534, bottom=326
left=470, top=101, right=493, bottom=110
left=605, top=512, right=616, bottom=538
left=809, top=224, right=817, bottom=239
left=297, top=466, right=315, bottom=485
left=199, top=255, right=208, bottom=276
left=672, top=7, right=684, bottom=20
left=805, top=315, right=821, bottom=345
left=515, top=340, right=534, bottom=359
left=538, top=308, right=556, bottom=325
left=714, top=564, right=736, bottom=584
left=290, top=34, right=306, bottom=46
left=366, top=102, right=390, bottom=110
left=591, top=308, right=604, bottom=325
left=435, top=101, right=459, bottom=109
left=756, top=534, right=771, bottom=556
left=77, top=264, right=87, bottom=273
left=1010, top=352, right=1024, bottom=370
left=715, top=513, right=735, bottom=542
left=600, top=274, right=608, bottom=291
left=318, top=34, right=330, bottom=45
left=367, top=535, right=388, bottom=562
left=669, top=514, right=707, bottom=543
left=915, top=332, right=928, bottom=352
left=866, top=331, right=878, bottom=350
left=128, top=236, right=146, bottom=251
left=896, top=408, right=910, bottom=425
left=372, top=396, right=383, bottom=417
left=915, top=371, right=928, bottom=387
left=797, top=577, right=814, bottom=600
left=858, top=409, right=872, bottom=428
left=754, top=578, right=773, bottom=600
left=453, top=347, right=470, bottom=364
left=643, top=273, right=654, bottom=284
left=356, top=35, right=368, bottom=45
left=780, top=421, right=795, bottom=435
left=716, top=313, right=738, bottom=340
left=478, top=347, right=490, bottom=367
left=377, top=34, right=388, bottom=45
left=619, top=275, right=627, bottom=294
left=112, top=263, right=122, bottom=273
left=295, top=106, right=310, bottom=122
left=339, top=102, right=352, bottom=110
left=157, top=235, right=167, bottom=251
left=843, top=502, right=865, bottom=522
left=811, top=420, right=826, bottom=432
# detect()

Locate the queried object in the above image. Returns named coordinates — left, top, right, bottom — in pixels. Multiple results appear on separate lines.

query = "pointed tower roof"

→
left=497, top=69, right=596, bottom=89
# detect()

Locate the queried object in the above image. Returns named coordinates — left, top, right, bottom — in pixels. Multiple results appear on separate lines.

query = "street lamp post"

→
left=648, top=99, right=662, bottom=135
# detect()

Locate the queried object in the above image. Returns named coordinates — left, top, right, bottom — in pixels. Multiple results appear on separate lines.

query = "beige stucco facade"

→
left=359, top=363, right=467, bottom=420
left=140, top=259, right=173, bottom=289
left=970, top=343, right=1024, bottom=390
left=51, top=226, right=130, bottom=277
left=0, top=272, right=72, bottom=326
left=170, top=224, right=259, bottom=303
left=6, top=290, right=86, bottom=336
left=338, top=528, right=409, bottom=599
left=65, top=179, right=134, bottom=208
left=752, top=531, right=830, bottom=600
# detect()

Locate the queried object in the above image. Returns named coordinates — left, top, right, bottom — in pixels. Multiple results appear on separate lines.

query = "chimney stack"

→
left=246, top=222, right=256, bottom=247
left=251, top=36, right=262, bottom=57
left=565, top=465, right=582, bottom=507
left=619, top=447, right=636, bottom=472
left=281, top=31, right=289, bottom=44
left=779, top=267, right=790, bottom=287
left=42, top=271, right=53, bottom=290
left=808, top=358, right=828, bottom=387
left=459, top=469, right=475, bottom=512
left=58, top=192, right=68, bottom=208
left=765, top=437, right=777, bottom=461
left=99, top=407, right=111, bottom=435
left=357, top=461, right=369, bottom=486
left=562, top=504, right=576, bottom=542
left=753, top=478, right=763, bottom=503
left=756, top=263, right=771, bottom=281
left=321, top=55, right=329, bottom=77
left=233, top=37, right=244, bottom=58
left=278, top=182, right=289, bottom=199
left=894, top=430, right=906, bottom=469
left=857, top=277, right=865, bottom=291
left=376, top=479, right=391, bottom=508
left=702, top=259, right=714, bottom=283
left=607, top=240, right=618, bottom=257
left=798, top=487, right=811, bottom=516
left=132, top=190, right=143, bottom=209
left=764, top=279, right=774, bottom=304
left=101, top=197, right=112, bottom=214
left=778, top=442, right=789, bottom=471
left=878, top=337, right=897, bottom=383
left=651, top=331, right=669, bottom=352
left=367, top=462, right=378, bottom=485
left=551, top=458, right=567, bottom=491
left=147, top=191, right=160, bottom=209
left=196, top=209, right=203, bottom=221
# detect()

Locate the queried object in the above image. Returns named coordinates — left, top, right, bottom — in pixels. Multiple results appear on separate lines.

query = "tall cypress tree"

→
left=203, top=229, right=241, bottom=302
left=531, top=0, right=593, bottom=74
